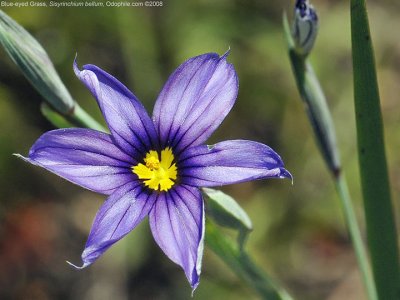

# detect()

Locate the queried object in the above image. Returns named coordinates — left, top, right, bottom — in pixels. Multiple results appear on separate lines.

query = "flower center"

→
left=132, top=148, right=177, bottom=192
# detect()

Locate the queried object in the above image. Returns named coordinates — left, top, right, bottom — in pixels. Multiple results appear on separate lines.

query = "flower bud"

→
left=292, top=0, right=319, bottom=56
left=203, top=188, right=252, bottom=249
left=0, top=10, right=75, bottom=114
left=284, top=11, right=341, bottom=176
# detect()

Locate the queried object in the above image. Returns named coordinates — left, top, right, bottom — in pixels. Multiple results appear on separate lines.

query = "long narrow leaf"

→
left=0, top=9, right=74, bottom=114
left=350, top=1, right=400, bottom=299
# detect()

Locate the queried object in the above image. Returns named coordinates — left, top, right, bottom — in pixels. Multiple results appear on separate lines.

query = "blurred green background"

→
left=1, top=0, right=400, bottom=299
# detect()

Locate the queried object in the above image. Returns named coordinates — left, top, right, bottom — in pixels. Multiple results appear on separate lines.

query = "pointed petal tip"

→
left=13, top=153, right=27, bottom=160
left=66, top=260, right=89, bottom=270
left=14, top=153, right=36, bottom=165
left=15, top=152, right=49, bottom=170
left=221, top=47, right=231, bottom=59
left=190, top=281, right=200, bottom=297
left=73, top=56, right=81, bottom=77
left=280, top=168, right=293, bottom=184
left=72, top=54, right=90, bottom=78
left=190, top=271, right=201, bottom=296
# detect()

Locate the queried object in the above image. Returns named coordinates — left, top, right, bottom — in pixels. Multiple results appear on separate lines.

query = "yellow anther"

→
left=145, top=156, right=160, bottom=170
left=132, top=147, right=177, bottom=192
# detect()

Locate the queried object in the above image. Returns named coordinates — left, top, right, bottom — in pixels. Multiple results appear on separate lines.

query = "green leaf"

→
left=40, top=103, right=74, bottom=128
left=0, top=10, right=105, bottom=132
left=0, top=9, right=74, bottom=114
left=351, top=0, right=400, bottom=299
left=202, top=188, right=252, bottom=249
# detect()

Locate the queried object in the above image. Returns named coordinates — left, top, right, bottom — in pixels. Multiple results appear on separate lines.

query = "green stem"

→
left=289, top=53, right=341, bottom=174
left=206, top=220, right=293, bottom=300
left=350, top=0, right=400, bottom=299
left=283, top=14, right=377, bottom=300
left=67, top=104, right=106, bottom=132
left=292, top=55, right=377, bottom=300
left=335, top=174, right=377, bottom=300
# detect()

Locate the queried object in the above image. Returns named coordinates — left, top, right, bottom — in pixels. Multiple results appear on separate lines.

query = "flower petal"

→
left=74, top=61, right=158, bottom=156
left=179, top=140, right=292, bottom=187
left=149, top=185, right=205, bottom=291
left=70, top=182, right=155, bottom=268
left=23, top=128, right=135, bottom=195
left=152, top=52, right=238, bottom=153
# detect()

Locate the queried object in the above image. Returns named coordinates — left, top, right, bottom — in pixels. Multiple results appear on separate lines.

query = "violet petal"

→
left=179, top=139, right=292, bottom=187
left=152, top=52, right=238, bottom=153
left=74, top=61, right=158, bottom=156
left=71, top=182, right=155, bottom=268
left=24, top=128, right=136, bottom=195
left=149, top=185, right=204, bottom=291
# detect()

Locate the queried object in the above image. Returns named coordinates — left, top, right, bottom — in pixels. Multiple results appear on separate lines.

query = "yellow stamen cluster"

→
left=132, top=148, right=177, bottom=191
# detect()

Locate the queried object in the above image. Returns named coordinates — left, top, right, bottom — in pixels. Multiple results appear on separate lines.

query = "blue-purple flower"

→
left=21, top=52, right=291, bottom=290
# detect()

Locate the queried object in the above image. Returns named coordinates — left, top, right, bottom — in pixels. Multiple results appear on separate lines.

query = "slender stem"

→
left=350, top=0, right=400, bottom=298
left=334, top=174, right=377, bottom=300
left=67, top=104, right=106, bottom=132
left=283, top=14, right=377, bottom=299
left=206, top=220, right=294, bottom=300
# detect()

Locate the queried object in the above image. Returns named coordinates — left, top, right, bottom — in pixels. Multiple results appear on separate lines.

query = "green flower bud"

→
left=292, top=0, right=319, bottom=56
left=203, top=188, right=252, bottom=249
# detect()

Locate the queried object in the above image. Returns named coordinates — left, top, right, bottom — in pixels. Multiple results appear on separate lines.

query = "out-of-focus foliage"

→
left=0, top=9, right=75, bottom=114
left=0, top=1, right=399, bottom=299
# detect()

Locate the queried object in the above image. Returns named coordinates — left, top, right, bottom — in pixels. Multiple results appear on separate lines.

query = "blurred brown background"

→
left=1, top=0, right=400, bottom=299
